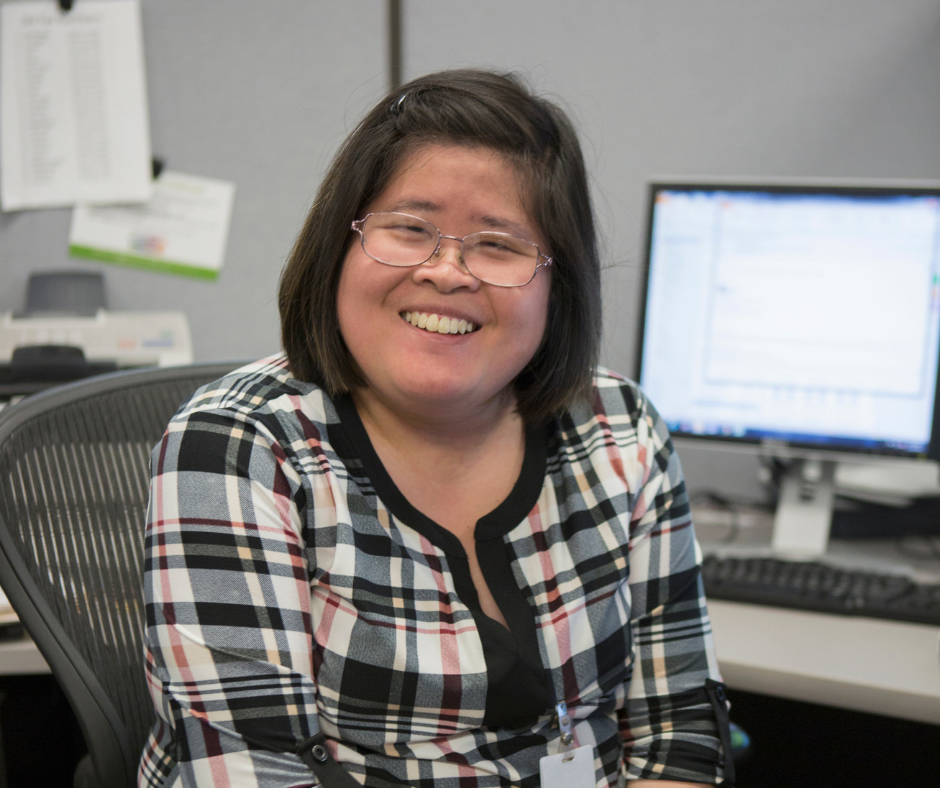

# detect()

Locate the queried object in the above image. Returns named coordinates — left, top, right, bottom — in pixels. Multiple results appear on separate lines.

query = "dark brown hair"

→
left=278, top=69, right=601, bottom=422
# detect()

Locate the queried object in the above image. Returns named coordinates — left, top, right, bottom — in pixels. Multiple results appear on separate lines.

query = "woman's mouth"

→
left=401, top=311, right=478, bottom=335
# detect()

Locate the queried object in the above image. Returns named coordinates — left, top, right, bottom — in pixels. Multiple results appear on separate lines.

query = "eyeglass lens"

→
left=360, top=212, right=541, bottom=287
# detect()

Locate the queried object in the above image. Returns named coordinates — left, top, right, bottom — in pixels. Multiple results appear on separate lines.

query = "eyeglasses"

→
left=350, top=212, right=553, bottom=287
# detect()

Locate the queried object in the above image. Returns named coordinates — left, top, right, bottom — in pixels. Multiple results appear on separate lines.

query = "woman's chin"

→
left=373, top=375, right=514, bottom=421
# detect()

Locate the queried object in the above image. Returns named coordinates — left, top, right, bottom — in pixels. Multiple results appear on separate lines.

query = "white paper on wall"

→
left=69, top=170, right=236, bottom=280
left=0, top=0, right=152, bottom=211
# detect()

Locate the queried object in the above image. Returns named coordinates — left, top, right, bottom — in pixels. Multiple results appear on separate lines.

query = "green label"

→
left=69, top=245, right=219, bottom=280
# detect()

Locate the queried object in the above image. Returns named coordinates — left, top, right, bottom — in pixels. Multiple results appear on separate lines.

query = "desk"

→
left=0, top=635, right=49, bottom=676
left=710, top=600, right=940, bottom=725
left=0, top=595, right=47, bottom=676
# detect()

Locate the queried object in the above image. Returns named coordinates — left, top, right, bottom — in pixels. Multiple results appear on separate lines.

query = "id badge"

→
left=541, top=702, right=595, bottom=787
left=539, top=744, right=595, bottom=788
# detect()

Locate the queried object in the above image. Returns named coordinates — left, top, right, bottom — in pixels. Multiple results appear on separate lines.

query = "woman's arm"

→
left=614, top=383, right=730, bottom=785
left=143, top=406, right=321, bottom=788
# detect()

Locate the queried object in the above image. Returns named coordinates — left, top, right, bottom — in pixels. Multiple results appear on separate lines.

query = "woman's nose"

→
left=413, top=239, right=480, bottom=291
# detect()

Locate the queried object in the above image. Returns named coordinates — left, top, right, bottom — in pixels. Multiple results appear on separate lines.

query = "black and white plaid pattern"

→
left=141, top=356, right=726, bottom=787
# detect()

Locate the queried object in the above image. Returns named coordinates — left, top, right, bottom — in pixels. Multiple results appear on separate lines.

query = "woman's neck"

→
left=349, top=384, right=525, bottom=492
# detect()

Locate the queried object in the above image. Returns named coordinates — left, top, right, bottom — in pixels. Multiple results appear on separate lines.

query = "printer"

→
left=0, top=272, right=193, bottom=400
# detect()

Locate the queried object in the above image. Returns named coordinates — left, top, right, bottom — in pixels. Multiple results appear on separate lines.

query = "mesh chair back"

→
left=0, top=363, right=239, bottom=788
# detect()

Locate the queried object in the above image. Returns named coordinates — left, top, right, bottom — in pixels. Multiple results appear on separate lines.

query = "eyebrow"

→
left=477, top=214, right=532, bottom=239
left=384, top=201, right=534, bottom=240
left=385, top=199, right=440, bottom=214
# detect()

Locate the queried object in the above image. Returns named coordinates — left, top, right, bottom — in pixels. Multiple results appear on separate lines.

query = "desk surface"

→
left=0, top=634, right=49, bottom=675
left=709, top=600, right=940, bottom=725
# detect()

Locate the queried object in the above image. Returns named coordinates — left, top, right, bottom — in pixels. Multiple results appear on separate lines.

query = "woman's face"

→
left=336, top=143, right=552, bottom=420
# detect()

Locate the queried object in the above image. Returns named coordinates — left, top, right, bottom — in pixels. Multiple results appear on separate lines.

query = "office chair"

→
left=0, top=363, right=240, bottom=788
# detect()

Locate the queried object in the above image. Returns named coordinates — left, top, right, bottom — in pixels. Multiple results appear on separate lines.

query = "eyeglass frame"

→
left=350, top=211, right=553, bottom=288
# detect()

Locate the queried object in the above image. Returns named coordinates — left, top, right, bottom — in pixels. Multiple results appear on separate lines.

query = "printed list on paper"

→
left=0, top=0, right=152, bottom=211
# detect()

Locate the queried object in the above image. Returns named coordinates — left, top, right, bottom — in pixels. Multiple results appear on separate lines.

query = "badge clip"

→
left=555, top=701, right=577, bottom=762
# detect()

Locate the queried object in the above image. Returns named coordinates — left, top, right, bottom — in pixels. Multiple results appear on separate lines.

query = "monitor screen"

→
left=636, top=182, right=940, bottom=460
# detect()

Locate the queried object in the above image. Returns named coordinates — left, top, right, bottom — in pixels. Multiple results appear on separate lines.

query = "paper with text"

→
left=1, top=0, right=152, bottom=211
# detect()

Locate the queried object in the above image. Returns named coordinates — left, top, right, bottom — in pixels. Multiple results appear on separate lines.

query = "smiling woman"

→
left=141, top=70, right=733, bottom=788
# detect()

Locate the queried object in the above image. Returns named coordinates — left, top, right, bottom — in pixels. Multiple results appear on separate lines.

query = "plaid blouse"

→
left=141, top=355, right=728, bottom=788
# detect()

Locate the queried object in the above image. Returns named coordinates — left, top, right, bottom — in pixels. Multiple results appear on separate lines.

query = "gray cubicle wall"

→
left=2, top=0, right=939, bottom=497
left=0, top=0, right=388, bottom=363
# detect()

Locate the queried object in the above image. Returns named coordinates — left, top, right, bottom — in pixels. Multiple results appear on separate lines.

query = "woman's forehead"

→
left=370, top=143, right=543, bottom=240
left=383, top=143, right=518, bottom=190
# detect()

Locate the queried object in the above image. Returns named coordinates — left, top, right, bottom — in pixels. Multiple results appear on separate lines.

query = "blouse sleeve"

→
left=617, top=386, right=729, bottom=784
left=141, top=406, right=322, bottom=788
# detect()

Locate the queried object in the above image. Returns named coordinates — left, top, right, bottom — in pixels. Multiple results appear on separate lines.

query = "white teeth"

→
left=400, top=312, right=477, bottom=335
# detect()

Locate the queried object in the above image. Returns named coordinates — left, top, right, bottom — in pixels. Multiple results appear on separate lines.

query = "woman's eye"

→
left=388, top=223, right=432, bottom=239
left=476, top=237, right=528, bottom=256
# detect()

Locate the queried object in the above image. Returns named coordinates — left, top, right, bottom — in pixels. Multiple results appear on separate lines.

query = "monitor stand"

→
left=772, top=458, right=835, bottom=556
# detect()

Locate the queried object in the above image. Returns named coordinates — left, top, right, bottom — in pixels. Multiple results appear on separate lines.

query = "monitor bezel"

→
left=635, top=178, right=940, bottom=462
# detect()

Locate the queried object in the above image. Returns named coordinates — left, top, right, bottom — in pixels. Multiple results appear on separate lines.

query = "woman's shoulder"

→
left=550, top=369, right=676, bottom=499
left=170, top=353, right=335, bottom=431
left=584, top=366, right=653, bottom=423
left=559, top=367, right=670, bottom=450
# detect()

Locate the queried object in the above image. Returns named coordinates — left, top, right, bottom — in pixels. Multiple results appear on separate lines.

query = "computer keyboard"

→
left=701, top=554, right=940, bottom=626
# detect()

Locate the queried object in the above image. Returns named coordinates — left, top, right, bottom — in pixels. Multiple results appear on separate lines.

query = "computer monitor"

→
left=636, top=180, right=940, bottom=554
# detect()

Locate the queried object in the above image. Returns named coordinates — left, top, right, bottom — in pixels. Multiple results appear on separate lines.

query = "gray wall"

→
left=3, top=0, right=939, bottom=497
